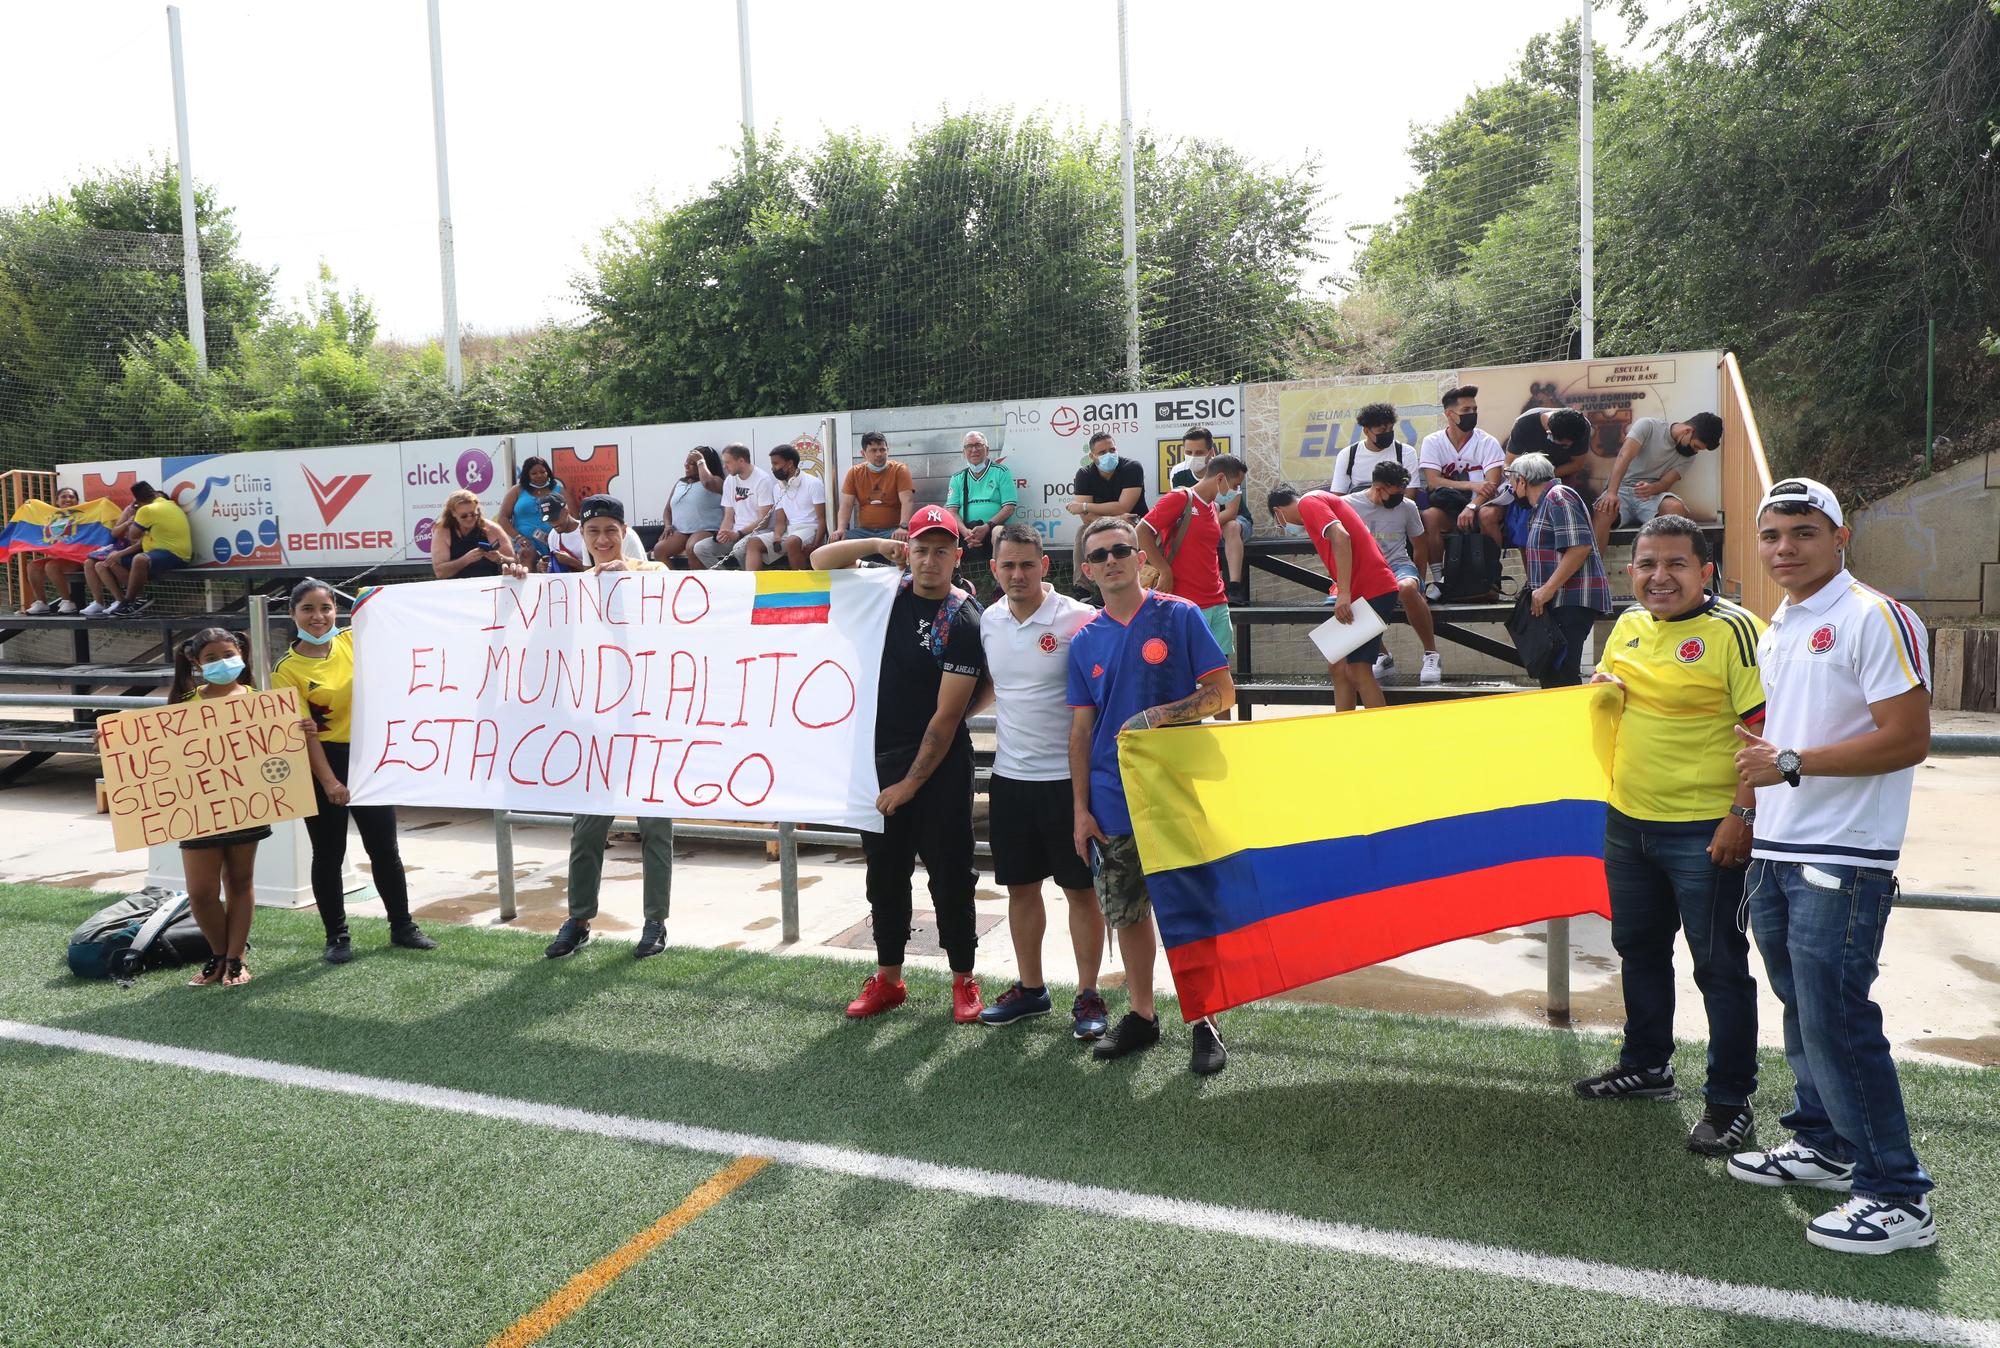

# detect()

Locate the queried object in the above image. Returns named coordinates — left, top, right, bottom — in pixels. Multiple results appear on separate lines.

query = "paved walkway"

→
left=5, top=709, right=1996, bottom=1068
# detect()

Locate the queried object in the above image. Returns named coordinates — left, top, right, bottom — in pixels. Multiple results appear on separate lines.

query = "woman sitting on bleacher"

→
left=500, top=457, right=567, bottom=570
left=429, top=489, right=517, bottom=580
left=273, top=578, right=437, bottom=965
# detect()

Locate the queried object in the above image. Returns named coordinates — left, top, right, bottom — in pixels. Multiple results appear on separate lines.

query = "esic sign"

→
left=1153, top=396, right=1236, bottom=424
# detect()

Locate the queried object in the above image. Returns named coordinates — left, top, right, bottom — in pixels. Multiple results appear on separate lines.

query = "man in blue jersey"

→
left=1068, top=517, right=1235, bottom=1074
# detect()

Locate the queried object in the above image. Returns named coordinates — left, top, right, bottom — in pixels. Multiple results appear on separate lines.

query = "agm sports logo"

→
left=302, top=466, right=372, bottom=524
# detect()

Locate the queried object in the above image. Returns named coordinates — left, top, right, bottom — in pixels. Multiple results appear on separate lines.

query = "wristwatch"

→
left=1775, top=748, right=1803, bottom=788
left=1729, top=805, right=1757, bottom=824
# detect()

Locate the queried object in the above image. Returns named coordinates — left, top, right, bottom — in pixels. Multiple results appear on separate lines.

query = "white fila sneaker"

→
left=1806, top=1194, right=1936, bottom=1254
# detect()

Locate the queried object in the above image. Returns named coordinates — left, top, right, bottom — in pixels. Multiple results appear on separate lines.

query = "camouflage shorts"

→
left=1092, top=832, right=1154, bottom=931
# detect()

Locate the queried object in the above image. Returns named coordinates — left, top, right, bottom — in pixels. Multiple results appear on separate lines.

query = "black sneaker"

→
left=1092, top=1010, right=1161, bottom=1061
left=634, top=920, right=667, bottom=959
left=121, top=596, right=153, bottom=616
left=1573, top=1064, right=1678, bottom=1100
left=322, top=933, right=354, bottom=965
left=544, top=918, right=591, bottom=959
left=389, top=923, right=437, bottom=951
left=1687, top=1101, right=1755, bottom=1157
left=1190, top=1018, right=1227, bottom=1076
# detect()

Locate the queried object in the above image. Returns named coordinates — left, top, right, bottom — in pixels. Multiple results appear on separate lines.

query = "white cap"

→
left=1756, top=476, right=1844, bottom=528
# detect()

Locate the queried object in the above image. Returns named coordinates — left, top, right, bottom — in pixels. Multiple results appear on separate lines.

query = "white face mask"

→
left=864, top=459, right=889, bottom=472
left=967, top=460, right=990, bottom=477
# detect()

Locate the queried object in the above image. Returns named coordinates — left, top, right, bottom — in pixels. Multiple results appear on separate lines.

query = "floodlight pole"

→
left=1117, top=0, right=1140, bottom=388
left=427, top=0, right=465, bottom=392
left=165, top=6, right=207, bottom=370
left=1579, top=0, right=1595, bottom=360
left=736, top=0, right=756, bottom=158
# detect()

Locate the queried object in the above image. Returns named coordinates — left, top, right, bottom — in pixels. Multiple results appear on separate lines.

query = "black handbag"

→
left=1505, top=589, right=1564, bottom=680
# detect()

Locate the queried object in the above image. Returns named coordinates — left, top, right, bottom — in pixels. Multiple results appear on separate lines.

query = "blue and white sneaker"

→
left=1806, top=1194, right=1936, bottom=1254
left=980, top=982, right=1052, bottom=1026
left=1728, top=1140, right=1855, bottom=1191
left=1072, top=988, right=1109, bottom=1040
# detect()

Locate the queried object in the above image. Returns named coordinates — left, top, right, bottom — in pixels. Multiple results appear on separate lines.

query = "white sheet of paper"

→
left=1308, top=600, right=1388, bottom=664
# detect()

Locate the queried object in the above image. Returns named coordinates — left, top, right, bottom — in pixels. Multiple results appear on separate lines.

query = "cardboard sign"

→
left=97, top=688, right=316, bottom=851
left=346, top=567, right=898, bottom=831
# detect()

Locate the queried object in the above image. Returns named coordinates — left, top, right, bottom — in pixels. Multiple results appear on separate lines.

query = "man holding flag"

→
left=1068, top=517, right=1235, bottom=1074
left=1573, top=515, right=1764, bottom=1159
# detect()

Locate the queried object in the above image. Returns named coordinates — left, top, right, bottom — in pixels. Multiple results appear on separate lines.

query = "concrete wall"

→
left=1848, top=451, right=2000, bottom=621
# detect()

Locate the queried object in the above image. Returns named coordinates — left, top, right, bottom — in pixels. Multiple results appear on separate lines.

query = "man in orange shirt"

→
left=835, top=432, right=914, bottom=542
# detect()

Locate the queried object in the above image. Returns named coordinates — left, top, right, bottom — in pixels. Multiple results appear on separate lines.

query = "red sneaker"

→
left=846, top=973, right=907, bottom=1019
left=952, top=973, right=983, bottom=1024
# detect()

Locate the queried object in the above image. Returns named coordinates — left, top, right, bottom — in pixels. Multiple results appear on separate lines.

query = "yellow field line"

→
left=487, top=1155, right=771, bottom=1348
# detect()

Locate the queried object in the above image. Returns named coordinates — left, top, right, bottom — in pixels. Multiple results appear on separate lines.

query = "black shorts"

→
left=1343, top=592, right=1400, bottom=665
left=988, top=774, right=1094, bottom=890
left=1427, top=486, right=1473, bottom=518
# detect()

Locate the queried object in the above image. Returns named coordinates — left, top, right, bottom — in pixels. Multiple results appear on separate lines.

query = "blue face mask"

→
left=1096, top=453, right=1119, bottom=474
left=201, top=656, right=245, bottom=685
left=295, top=625, right=335, bottom=645
left=1281, top=522, right=1308, bottom=538
left=1218, top=487, right=1242, bottom=505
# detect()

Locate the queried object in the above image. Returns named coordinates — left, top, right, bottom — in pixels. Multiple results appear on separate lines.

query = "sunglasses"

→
left=1085, top=543, right=1138, bottom=564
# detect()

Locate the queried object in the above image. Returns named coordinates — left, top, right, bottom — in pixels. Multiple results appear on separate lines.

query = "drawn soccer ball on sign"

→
left=260, top=757, right=291, bottom=785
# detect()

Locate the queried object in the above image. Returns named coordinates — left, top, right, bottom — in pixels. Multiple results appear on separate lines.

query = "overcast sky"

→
left=6, top=1, right=1665, bottom=342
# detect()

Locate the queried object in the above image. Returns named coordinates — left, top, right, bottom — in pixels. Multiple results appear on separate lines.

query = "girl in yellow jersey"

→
left=171, top=628, right=265, bottom=987
left=272, top=578, right=436, bottom=965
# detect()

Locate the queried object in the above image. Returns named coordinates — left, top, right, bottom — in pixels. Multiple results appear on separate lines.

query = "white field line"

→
left=3, top=1018, right=1993, bottom=1348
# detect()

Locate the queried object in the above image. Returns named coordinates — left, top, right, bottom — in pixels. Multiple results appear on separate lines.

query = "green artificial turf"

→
left=1, top=881, right=1995, bottom=1347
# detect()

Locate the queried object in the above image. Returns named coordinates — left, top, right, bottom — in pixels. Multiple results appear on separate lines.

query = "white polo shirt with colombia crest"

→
left=979, top=586, right=1097, bottom=782
left=1751, top=569, right=1930, bottom=872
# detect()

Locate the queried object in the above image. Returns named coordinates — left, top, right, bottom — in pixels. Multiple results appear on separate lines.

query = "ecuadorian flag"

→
left=0, top=498, right=121, bottom=561
left=750, top=571, right=832, bottom=625
left=1120, top=683, right=1621, bottom=1021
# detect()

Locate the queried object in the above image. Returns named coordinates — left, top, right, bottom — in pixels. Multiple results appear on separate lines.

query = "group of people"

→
left=16, top=481, right=194, bottom=617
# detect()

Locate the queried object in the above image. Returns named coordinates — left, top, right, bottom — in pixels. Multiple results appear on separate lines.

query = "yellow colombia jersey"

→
left=1595, top=595, right=1768, bottom=823
left=271, top=629, right=355, bottom=744
left=134, top=499, right=192, bottom=560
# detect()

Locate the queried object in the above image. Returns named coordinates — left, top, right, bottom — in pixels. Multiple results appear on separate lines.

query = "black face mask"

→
left=1383, top=492, right=1406, bottom=509
left=1674, top=441, right=1699, bottom=457
left=1370, top=429, right=1394, bottom=450
left=1456, top=413, right=1478, bottom=433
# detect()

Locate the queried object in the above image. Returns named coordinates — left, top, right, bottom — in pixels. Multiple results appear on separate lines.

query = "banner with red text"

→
left=345, top=567, right=897, bottom=831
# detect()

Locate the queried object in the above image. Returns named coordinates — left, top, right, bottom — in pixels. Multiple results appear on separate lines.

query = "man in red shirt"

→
left=1135, top=454, right=1246, bottom=668
left=1266, top=486, right=1401, bottom=711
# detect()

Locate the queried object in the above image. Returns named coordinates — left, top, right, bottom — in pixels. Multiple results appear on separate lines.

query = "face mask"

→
left=1218, top=487, right=1242, bottom=504
left=295, top=625, right=334, bottom=645
left=773, top=468, right=791, bottom=481
left=201, top=656, right=245, bottom=685
left=1370, top=430, right=1394, bottom=450
left=1185, top=454, right=1209, bottom=473
left=1457, top=413, right=1478, bottom=433
left=1096, top=453, right=1119, bottom=473
left=967, top=460, right=989, bottom=477
left=1383, top=492, right=1405, bottom=509
left=1675, top=440, right=1698, bottom=457
left=1281, top=521, right=1307, bottom=538
left=864, top=459, right=889, bottom=472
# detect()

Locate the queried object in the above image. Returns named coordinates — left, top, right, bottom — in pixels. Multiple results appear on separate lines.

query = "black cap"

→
left=578, top=494, right=624, bottom=524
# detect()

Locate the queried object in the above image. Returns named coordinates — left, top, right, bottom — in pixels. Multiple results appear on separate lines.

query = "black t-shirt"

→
left=875, top=585, right=986, bottom=759
left=1072, top=457, right=1148, bottom=517
left=1510, top=409, right=1584, bottom=468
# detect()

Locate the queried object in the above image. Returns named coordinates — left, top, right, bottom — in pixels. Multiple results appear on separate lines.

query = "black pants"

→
left=1539, top=605, right=1600, bottom=689
left=861, top=744, right=978, bottom=971
left=306, top=742, right=413, bottom=936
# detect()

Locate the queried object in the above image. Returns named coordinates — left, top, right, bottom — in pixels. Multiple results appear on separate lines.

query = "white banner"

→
left=347, top=566, right=897, bottom=831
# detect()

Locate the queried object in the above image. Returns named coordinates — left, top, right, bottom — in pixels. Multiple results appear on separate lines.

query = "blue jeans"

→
left=1746, top=858, right=1932, bottom=1199
left=848, top=526, right=897, bottom=540
left=1605, top=813, right=1756, bottom=1105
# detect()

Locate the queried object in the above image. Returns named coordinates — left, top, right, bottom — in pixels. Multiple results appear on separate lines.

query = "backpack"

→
left=1343, top=441, right=1404, bottom=488
left=1441, top=529, right=1504, bottom=603
left=67, top=887, right=211, bottom=981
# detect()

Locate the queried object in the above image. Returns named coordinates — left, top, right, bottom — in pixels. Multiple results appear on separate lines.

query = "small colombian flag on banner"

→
left=1119, top=683, right=1621, bottom=1021
left=0, top=498, right=121, bottom=561
left=750, top=571, right=832, bottom=625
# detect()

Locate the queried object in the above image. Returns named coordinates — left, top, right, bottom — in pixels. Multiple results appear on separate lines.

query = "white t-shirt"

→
left=1417, top=428, right=1505, bottom=490
left=771, top=472, right=827, bottom=539
left=1330, top=440, right=1413, bottom=495
left=1752, top=570, right=1930, bottom=871
left=980, top=585, right=1097, bottom=781
left=723, top=468, right=776, bottom=531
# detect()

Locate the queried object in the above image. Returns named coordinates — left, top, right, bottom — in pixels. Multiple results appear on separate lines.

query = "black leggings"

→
left=306, top=741, right=412, bottom=935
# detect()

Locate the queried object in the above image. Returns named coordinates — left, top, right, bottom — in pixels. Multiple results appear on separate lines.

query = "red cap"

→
left=907, top=504, right=965, bottom=540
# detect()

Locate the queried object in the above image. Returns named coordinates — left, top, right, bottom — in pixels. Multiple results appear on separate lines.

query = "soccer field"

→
left=2, top=882, right=1995, bottom=1348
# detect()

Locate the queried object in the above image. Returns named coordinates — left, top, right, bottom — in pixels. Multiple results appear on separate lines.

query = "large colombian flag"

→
left=1119, top=683, right=1622, bottom=1021
left=0, top=498, right=121, bottom=561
